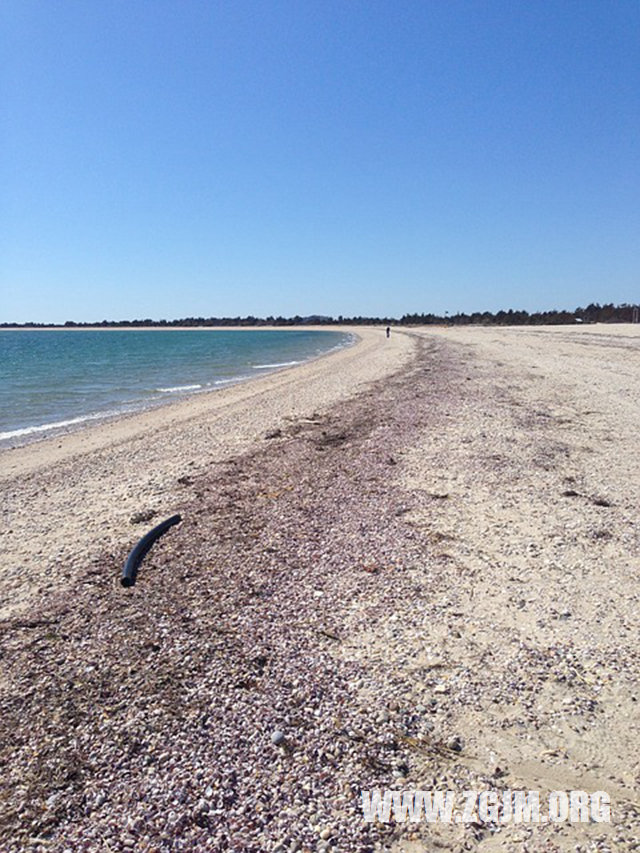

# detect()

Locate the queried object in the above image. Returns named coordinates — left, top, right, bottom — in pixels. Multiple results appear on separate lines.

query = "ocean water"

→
left=0, top=329, right=352, bottom=447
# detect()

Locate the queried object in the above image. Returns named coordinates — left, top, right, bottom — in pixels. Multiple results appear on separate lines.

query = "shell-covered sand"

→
left=0, top=325, right=638, bottom=852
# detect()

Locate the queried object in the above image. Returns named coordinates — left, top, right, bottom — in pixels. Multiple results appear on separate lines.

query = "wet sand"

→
left=0, top=324, right=638, bottom=851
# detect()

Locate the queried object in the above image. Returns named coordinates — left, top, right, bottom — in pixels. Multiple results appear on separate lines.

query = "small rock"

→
left=130, top=509, right=157, bottom=525
left=447, top=735, right=464, bottom=752
left=271, top=730, right=285, bottom=746
left=265, top=428, right=282, bottom=439
left=45, top=793, right=60, bottom=809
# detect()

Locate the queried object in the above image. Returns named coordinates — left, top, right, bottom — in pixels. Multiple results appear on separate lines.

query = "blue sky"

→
left=2, top=1, right=639, bottom=323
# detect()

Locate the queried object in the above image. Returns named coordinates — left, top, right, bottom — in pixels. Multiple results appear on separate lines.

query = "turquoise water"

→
left=0, top=329, right=352, bottom=446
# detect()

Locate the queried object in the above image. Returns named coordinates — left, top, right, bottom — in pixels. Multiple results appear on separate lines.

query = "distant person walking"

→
left=386, top=326, right=390, bottom=338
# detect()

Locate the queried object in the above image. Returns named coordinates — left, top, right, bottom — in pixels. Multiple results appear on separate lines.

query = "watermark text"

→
left=361, top=789, right=611, bottom=824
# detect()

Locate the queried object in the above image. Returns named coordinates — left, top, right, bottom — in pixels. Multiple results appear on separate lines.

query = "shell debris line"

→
left=1, top=325, right=640, bottom=851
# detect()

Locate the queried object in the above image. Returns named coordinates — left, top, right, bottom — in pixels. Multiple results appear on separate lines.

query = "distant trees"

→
left=397, top=302, right=638, bottom=326
left=2, top=302, right=638, bottom=328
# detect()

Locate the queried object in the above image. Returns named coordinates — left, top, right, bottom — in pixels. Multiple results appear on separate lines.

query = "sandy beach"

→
left=1, top=324, right=639, bottom=851
left=0, top=328, right=412, bottom=621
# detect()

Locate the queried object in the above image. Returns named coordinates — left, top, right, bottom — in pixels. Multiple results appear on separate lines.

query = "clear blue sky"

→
left=2, top=1, right=638, bottom=323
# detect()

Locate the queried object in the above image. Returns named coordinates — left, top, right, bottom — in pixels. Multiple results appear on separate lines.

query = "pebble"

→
left=447, top=735, right=464, bottom=752
left=271, top=730, right=286, bottom=746
left=129, top=509, right=157, bottom=524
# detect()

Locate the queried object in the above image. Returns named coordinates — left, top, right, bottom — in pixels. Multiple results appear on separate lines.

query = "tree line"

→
left=2, top=302, right=638, bottom=328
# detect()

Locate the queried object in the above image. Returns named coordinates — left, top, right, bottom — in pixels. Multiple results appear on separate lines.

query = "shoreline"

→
left=0, top=326, right=356, bottom=451
left=0, top=326, right=414, bottom=620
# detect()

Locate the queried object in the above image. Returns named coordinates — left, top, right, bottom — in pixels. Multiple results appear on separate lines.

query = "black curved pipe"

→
left=121, top=514, right=182, bottom=587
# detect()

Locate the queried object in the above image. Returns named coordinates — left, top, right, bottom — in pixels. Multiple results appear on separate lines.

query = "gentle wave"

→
left=0, top=329, right=352, bottom=447
left=252, top=360, right=300, bottom=369
left=0, top=411, right=108, bottom=441
left=157, top=384, right=203, bottom=393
